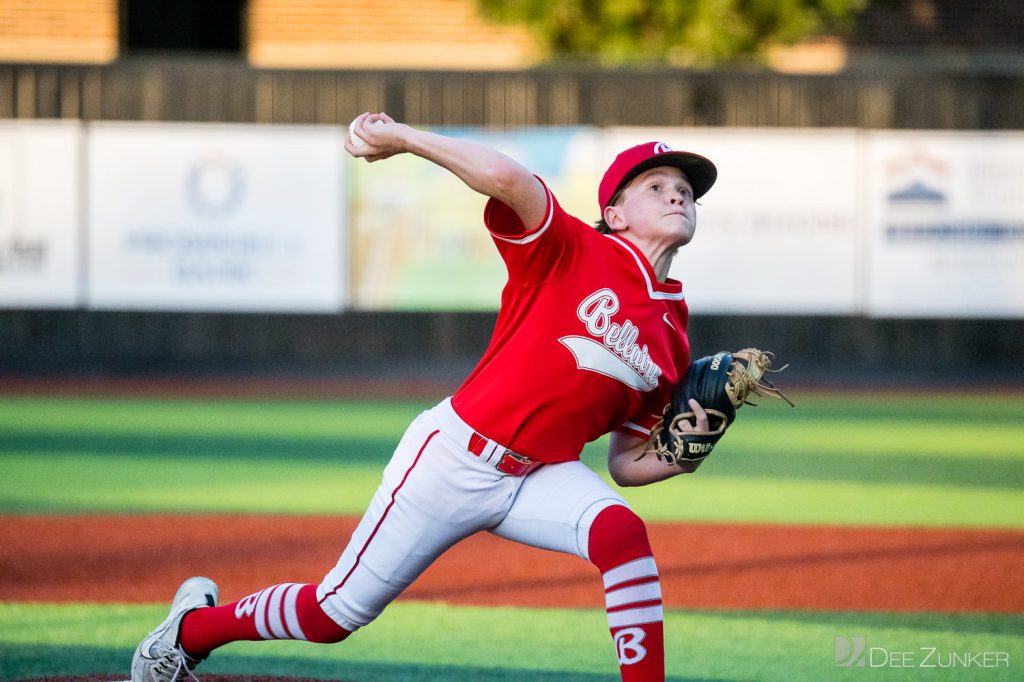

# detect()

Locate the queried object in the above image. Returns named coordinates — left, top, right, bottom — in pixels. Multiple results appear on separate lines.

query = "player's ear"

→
left=603, top=204, right=627, bottom=233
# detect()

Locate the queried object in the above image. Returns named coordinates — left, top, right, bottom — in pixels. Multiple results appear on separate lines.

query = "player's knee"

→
left=296, top=585, right=353, bottom=644
left=305, top=625, right=351, bottom=644
left=587, top=504, right=653, bottom=572
left=302, top=613, right=351, bottom=644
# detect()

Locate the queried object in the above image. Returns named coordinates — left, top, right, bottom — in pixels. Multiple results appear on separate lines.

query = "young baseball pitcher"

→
left=132, top=113, right=722, bottom=682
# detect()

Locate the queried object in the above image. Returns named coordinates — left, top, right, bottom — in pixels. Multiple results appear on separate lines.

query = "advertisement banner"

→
left=864, top=131, right=1024, bottom=318
left=87, top=122, right=345, bottom=312
left=349, top=127, right=601, bottom=310
left=604, top=128, right=862, bottom=315
left=0, top=121, right=82, bottom=308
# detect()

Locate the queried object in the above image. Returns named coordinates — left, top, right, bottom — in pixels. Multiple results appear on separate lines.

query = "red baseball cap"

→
left=598, top=141, right=717, bottom=212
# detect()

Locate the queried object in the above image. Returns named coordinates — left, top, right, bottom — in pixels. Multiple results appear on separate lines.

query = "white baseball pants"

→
left=317, top=398, right=628, bottom=631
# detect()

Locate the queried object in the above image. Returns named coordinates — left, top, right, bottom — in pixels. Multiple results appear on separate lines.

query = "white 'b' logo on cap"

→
left=653, top=142, right=672, bottom=154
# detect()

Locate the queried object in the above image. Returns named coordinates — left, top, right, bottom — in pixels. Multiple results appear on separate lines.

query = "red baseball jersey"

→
left=451, top=179, right=691, bottom=463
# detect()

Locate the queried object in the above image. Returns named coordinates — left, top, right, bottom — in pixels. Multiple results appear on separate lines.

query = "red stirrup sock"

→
left=179, top=583, right=350, bottom=659
left=588, top=505, right=666, bottom=682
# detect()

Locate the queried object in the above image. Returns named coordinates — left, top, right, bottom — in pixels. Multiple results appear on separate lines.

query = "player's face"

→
left=614, top=166, right=696, bottom=249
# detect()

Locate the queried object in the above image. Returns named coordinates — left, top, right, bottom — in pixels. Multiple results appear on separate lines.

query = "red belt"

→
left=467, top=432, right=543, bottom=477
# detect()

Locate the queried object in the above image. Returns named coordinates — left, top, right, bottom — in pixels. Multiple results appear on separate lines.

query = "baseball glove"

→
left=647, top=348, right=794, bottom=467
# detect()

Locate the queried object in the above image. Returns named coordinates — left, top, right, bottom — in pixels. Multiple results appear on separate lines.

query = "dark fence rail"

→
left=3, top=58, right=1024, bottom=129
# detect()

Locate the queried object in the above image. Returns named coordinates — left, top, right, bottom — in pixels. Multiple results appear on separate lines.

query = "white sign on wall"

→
left=87, top=122, right=345, bottom=312
left=0, top=120, right=82, bottom=308
left=604, top=128, right=862, bottom=315
left=864, top=131, right=1024, bottom=318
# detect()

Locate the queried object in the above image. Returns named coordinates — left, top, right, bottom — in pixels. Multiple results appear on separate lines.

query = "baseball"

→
left=348, top=118, right=384, bottom=148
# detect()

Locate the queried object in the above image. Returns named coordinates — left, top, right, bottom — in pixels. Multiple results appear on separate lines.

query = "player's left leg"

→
left=490, top=462, right=664, bottom=682
left=133, top=578, right=350, bottom=679
left=136, top=399, right=516, bottom=677
left=179, top=582, right=351, bottom=657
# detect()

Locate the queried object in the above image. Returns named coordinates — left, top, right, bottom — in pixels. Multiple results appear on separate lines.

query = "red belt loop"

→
left=467, top=432, right=488, bottom=458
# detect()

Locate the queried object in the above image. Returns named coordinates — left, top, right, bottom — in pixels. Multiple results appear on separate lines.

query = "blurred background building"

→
left=1, top=0, right=1022, bottom=386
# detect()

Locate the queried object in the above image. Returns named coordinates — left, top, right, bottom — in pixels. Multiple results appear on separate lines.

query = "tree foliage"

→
left=477, top=0, right=868, bottom=66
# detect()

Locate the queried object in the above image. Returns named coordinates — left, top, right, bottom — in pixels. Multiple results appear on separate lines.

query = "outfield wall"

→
left=3, top=64, right=1022, bottom=383
left=2, top=309, right=1020, bottom=385
left=3, top=122, right=1023, bottom=317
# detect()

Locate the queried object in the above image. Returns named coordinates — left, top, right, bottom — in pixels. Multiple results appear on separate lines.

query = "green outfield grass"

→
left=2, top=602, right=1021, bottom=681
left=1, top=391, right=1023, bottom=680
left=1, top=392, right=1022, bottom=526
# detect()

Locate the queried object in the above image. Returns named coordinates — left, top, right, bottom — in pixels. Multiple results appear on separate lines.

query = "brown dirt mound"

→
left=3, top=514, right=1022, bottom=612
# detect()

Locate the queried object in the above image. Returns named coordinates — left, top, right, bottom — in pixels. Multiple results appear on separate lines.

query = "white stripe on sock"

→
left=607, top=604, right=664, bottom=628
left=605, top=580, right=662, bottom=609
left=602, top=556, right=658, bottom=590
left=282, top=583, right=308, bottom=641
left=266, top=584, right=292, bottom=639
left=253, top=586, right=274, bottom=640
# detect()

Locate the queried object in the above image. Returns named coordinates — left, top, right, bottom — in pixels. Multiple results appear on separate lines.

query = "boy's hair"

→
left=593, top=187, right=624, bottom=234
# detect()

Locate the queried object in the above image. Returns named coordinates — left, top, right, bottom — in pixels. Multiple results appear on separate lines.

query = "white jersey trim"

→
left=606, top=235, right=685, bottom=301
left=559, top=335, right=658, bottom=392
left=488, top=184, right=555, bottom=245
left=620, top=421, right=650, bottom=436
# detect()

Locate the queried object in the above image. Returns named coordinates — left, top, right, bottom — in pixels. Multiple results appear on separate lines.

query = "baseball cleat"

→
left=131, top=576, right=219, bottom=682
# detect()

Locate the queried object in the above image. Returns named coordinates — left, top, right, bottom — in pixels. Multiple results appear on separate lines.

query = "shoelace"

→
left=147, top=640, right=200, bottom=682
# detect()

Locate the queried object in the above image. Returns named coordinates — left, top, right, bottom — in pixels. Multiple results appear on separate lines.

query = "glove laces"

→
left=728, top=349, right=795, bottom=407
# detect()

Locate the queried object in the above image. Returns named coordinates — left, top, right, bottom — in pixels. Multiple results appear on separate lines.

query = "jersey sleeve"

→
left=617, top=410, right=663, bottom=441
left=483, top=177, right=583, bottom=286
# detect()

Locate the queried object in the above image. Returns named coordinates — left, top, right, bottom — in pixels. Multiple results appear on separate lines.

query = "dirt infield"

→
left=2, top=514, right=1022, bottom=612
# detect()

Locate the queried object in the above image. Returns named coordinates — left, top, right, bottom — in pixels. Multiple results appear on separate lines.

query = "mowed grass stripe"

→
left=698, top=448, right=1024, bottom=489
left=2, top=394, right=1023, bottom=459
left=2, top=453, right=1022, bottom=527
left=0, top=432, right=400, bottom=464
left=0, top=453, right=384, bottom=516
left=1, top=602, right=1021, bottom=681
left=1, top=392, right=1022, bottom=524
left=724, top=420, right=1024, bottom=460
left=0, top=397, right=431, bottom=438
left=0, top=645, right=615, bottom=682
left=622, top=476, right=1024, bottom=527
left=2, top=431, right=1021, bottom=490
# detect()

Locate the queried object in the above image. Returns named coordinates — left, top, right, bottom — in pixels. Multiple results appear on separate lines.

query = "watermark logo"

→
left=835, top=636, right=866, bottom=667
left=834, top=636, right=1010, bottom=669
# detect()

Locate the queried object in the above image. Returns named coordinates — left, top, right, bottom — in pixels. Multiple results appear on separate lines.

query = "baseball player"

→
left=132, top=112, right=717, bottom=682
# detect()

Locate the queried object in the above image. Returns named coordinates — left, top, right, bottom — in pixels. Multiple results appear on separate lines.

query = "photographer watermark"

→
left=835, top=636, right=1010, bottom=669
